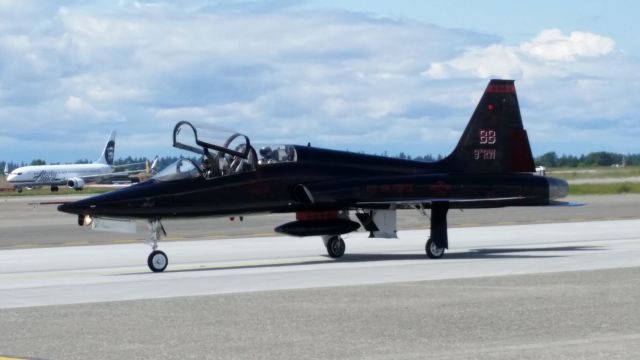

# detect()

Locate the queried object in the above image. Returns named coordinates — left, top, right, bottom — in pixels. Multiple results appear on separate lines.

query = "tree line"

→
left=374, top=151, right=638, bottom=167
left=2, top=151, right=639, bottom=175
left=392, top=151, right=640, bottom=168
left=533, top=151, right=637, bottom=167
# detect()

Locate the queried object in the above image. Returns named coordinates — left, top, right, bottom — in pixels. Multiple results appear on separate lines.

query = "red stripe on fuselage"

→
left=296, top=211, right=339, bottom=221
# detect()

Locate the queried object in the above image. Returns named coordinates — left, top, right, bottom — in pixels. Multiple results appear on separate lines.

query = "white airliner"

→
left=7, top=131, right=139, bottom=192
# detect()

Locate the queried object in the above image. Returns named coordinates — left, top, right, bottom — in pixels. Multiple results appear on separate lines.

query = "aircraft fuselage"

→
left=58, top=147, right=567, bottom=219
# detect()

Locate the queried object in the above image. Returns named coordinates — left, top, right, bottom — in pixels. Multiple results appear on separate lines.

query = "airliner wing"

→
left=111, top=161, right=146, bottom=169
left=80, top=169, right=142, bottom=182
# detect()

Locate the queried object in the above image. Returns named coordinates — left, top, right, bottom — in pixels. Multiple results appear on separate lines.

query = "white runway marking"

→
left=1, top=220, right=639, bottom=309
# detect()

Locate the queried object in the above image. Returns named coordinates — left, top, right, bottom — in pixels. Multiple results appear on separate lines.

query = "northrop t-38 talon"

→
left=58, top=80, right=570, bottom=272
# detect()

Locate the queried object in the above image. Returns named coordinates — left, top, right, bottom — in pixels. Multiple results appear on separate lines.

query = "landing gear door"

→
left=356, top=209, right=397, bottom=238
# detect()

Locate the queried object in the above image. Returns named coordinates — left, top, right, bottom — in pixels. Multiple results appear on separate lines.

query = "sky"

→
left=1, top=0, right=639, bottom=163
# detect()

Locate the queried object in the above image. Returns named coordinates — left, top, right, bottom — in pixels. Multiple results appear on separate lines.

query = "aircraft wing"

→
left=112, top=162, right=146, bottom=169
left=548, top=201, right=586, bottom=207
left=356, top=198, right=586, bottom=209
left=352, top=196, right=528, bottom=210
left=294, top=178, right=554, bottom=209
left=80, top=169, right=141, bottom=182
left=356, top=196, right=526, bottom=205
left=112, top=156, right=159, bottom=171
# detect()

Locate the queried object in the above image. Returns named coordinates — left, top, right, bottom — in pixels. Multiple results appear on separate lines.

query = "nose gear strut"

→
left=145, top=219, right=168, bottom=272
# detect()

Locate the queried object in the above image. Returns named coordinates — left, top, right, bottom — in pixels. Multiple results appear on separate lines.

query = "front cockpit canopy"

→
left=152, top=158, right=202, bottom=182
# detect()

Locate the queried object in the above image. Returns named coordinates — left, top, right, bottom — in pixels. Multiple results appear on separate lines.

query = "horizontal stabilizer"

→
left=548, top=201, right=587, bottom=207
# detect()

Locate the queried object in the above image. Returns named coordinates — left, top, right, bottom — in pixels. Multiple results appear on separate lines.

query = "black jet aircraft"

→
left=59, top=79, right=569, bottom=272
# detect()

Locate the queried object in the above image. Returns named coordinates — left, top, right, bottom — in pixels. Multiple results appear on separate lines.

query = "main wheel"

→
left=51, top=185, right=59, bottom=192
left=425, top=237, right=445, bottom=259
left=326, top=236, right=345, bottom=258
left=147, top=250, right=168, bottom=272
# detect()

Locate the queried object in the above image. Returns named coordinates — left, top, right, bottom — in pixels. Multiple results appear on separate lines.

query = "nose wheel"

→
left=145, top=219, right=168, bottom=272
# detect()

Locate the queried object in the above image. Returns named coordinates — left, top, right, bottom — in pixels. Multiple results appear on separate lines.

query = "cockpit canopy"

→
left=256, top=145, right=296, bottom=164
left=152, top=158, right=202, bottom=182
left=172, top=121, right=297, bottom=179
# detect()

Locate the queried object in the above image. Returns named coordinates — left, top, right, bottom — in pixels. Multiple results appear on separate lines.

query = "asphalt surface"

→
left=2, top=268, right=639, bottom=359
left=1, top=194, right=639, bottom=249
left=1, top=194, right=639, bottom=359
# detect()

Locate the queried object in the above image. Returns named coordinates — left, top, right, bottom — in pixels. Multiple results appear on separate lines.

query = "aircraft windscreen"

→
left=152, top=159, right=202, bottom=182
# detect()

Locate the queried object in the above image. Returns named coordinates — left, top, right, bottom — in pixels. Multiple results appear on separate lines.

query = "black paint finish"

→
left=58, top=80, right=569, bottom=228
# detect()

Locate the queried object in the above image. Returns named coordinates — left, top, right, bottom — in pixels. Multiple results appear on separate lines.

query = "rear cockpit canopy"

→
left=172, top=121, right=297, bottom=179
left=256, top=145, right=297, bottom=165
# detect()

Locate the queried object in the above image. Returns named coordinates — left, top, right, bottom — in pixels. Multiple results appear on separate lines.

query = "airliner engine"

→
left=67, top=177, right=85, bottom=190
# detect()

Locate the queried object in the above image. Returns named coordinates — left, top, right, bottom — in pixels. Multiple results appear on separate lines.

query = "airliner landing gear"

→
left=145, top=219, right=168, bottom=272
left=323, top=235, right=345, bottom=258
left=50, top=185, right=59, bottom=192
left=426, top=201, right=449, bottom=259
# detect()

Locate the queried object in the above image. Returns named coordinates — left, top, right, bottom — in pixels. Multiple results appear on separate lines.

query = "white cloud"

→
left=521, top=29, right=615, bottom=62
left=424, top=44, right=524, bottom=79
left=424, top=29, right=617, bottom=80
left=65, top=95, right=86, bottom=111
left=0, top=3, right=638, bottom=162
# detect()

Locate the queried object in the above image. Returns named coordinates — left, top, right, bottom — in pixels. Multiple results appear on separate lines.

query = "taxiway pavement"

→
left=1, top=194, right=639, bottom=249
left=1, top=219, right=640, bottom=359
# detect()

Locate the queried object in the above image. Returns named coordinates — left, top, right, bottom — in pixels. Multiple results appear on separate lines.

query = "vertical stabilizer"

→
left=95, top=131, right=116, bottom=165
left=442, top=80, right=535, bottom=173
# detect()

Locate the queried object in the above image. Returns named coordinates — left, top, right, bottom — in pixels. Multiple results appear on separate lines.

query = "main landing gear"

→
left=425, top=201, right=449, bottom=259
left=426, top=238, right=445, bottom=259
left=322, top=235, right=345, bottom=258
left=145, top=219, right=168, bottom=272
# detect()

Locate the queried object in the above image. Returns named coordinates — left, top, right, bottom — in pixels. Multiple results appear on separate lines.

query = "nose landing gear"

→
left=148, top=250, right=168, bottom=272
left=146, top=219, right=168, bottom=272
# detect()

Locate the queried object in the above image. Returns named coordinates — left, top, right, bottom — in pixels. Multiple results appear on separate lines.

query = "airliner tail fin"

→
left=95, top=131, right=116, bottom=165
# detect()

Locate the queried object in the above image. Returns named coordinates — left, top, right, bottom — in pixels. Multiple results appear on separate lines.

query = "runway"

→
left=1, top=219, right=640, bottom=359
left=1, top=194, right=640, bottom=249
left=1, top=195, right=640, bottom=359
left=2, top=220, right=640, bottom=309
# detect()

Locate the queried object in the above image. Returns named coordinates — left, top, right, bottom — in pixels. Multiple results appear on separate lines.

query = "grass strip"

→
left=569, top=182, right=640, bottom=195
left=0, top=187, right=111, bottom=196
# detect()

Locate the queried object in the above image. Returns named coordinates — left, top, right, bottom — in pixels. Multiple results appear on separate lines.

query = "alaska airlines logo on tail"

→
left=105, top=141, right=115, bottom=165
